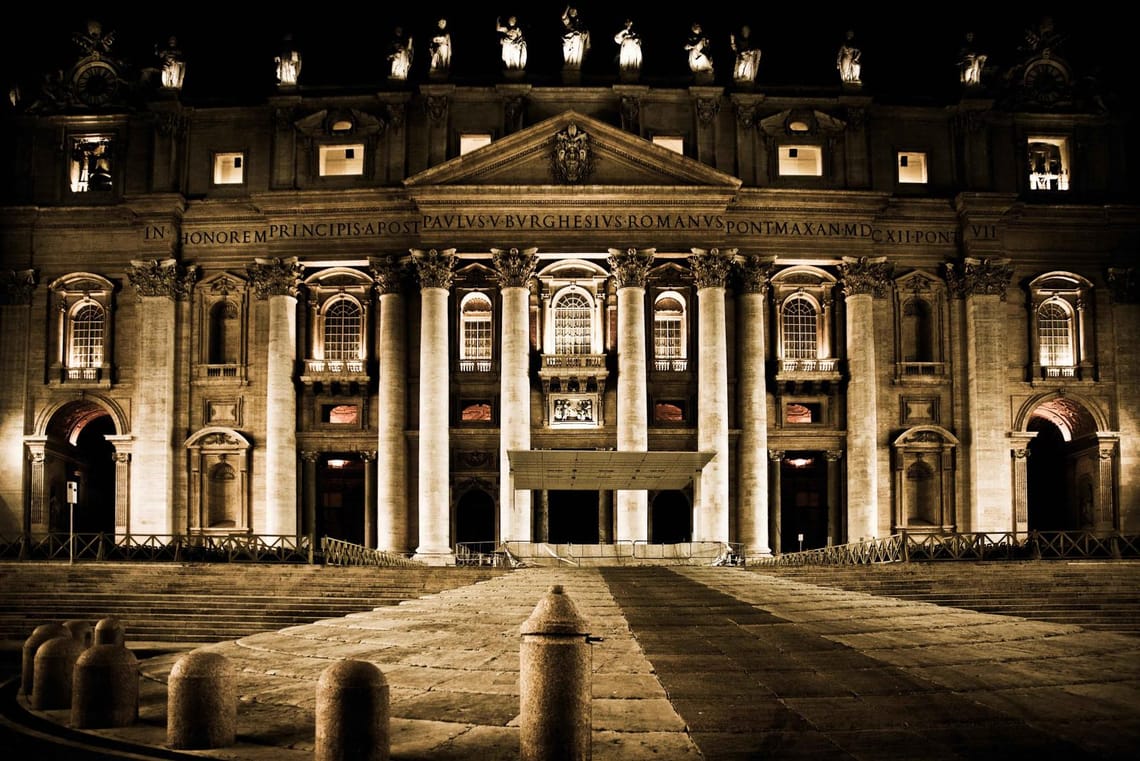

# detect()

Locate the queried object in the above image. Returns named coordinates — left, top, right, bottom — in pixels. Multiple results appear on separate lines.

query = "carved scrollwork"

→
left=689, top=247, right=736, bottom=289
left=839, top=256, right=892, bottom=298
left=412, top=248, right=457, bottom=290
left=607, top=247, right=655, bottom=288
left=128, top=259, right=199, bottom=300
left=249, top=257, right=303, bottom=299
left=492, top=247, right=538, bottom=287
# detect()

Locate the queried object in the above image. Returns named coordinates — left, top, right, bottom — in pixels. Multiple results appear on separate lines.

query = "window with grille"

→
left=654, top=296, right=684, bottom=359
left=554, top=292, right=592, bottom=355
left=324, top=299, right=362, bottom=360
left=1038, top=301, right=1074, bottom=366
left=70, top=302, right=105, bottom=368
left=781, top=298, right=818, bottom=359
left=461, top=294, right=493, bottom=361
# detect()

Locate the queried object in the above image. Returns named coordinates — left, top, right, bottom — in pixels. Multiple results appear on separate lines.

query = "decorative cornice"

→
left=249, top=257, right=303, bottom=299
left=370, top=256, right=405, bottom=295
left=689, top=247, right=736, bottom=289
left=412, top=248, right=457, bottom=290
left=607, top=248, right=655, bottom=289
left=839, top=256, right=892, bottom=298
left=128, top=259, right=198, bottom=300
left=735, top=256, right=775, bottom=294
left=944, top=256, right=1013, bottom=300
left=1, top=269, right=37, bottom=305
left=491, top=247, right=538, bottom=287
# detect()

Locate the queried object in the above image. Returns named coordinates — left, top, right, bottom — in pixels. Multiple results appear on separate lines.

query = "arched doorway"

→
left=650, top=490, right=691, bottom=543
left=318, top=453, right=365, bottom=545
left=455, top=488, right=496, bottom=546
left=32, top=400, right=119, bottom=536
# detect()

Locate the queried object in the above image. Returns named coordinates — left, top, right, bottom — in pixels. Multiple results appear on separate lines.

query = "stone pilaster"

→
left=690, top=248, right=734, bottom=543
left=493, top=247, right=538, bottom=543
left=768, top=449, right=783, bottom=553
left=735, top=256, right=773, bottom=557
left=1096, top=438, right=1119, bottom=531
left=412, top=249, right=456, bottom=564
left=250, top=257, right=303, bottom=537
left=0, top=269, right=36, bottom=531
left=839, top=256, right=891, bottom=541
left=1107, top=267, right=1139, bottom=527
left=608, top=247, right=654, bottom=542
left=360, top=450, right=377, bottom=548
left=372, top=257, right=409, bottom=554
left=946, top=256, right=1014, bottom=532
left=127, top=259, right=197, bottom=535
left=301, top=451, right=319, bottom=540
left=1009, top=432, right=1035, bottom=536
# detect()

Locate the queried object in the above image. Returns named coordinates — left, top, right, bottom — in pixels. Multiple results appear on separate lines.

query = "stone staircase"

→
left=748, top=559, right=1140, bottom=636
left=0, top=561, right=507, bottom=647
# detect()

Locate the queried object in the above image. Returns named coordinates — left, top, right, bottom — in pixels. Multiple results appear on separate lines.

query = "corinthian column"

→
left=945, top=257, right=1014, bottom=532
left=493, top=247, right=538, bottom=543
left=608, top=247, right=654, bottom=542
left=372, top=257, right=408, bottom=553
left=736, top=256, right=774, bottom=556
left=839, top=256, right=891, bottom=542
left=690, top=248, right=734, bottom=543
left=413, top=248, right=456, bottom=564
left=0, top=270, right=36, bottom=530
left=250, top=257, right=302, bottom=537
left=127, top=259, right=197, bottom=535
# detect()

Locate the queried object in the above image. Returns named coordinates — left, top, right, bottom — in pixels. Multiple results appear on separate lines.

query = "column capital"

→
left=250, top=257, right=303, bottom=299
left=839, top=256, right=892, bottom=298
left=1, top=268, right=37, bottom=305
left=944, top=256, right=1013, bottom=301
left=492, top=247, right=538, bottom=287
left=128, top=258, right=199, bottom=300
left=411, top=248, right=457, bottom=290
left=607, top=247, right=655, bottom=288
left=736, top=255, right=776, bottom=294
left=370, top=255, right=406, bottom=294
left=300, top=451, right=320, bottom=463
left=689, top=247, right=737, bottom=289
left=768, top=449, right=784, bottom=461
left=359, top=450, right=378, bottom=461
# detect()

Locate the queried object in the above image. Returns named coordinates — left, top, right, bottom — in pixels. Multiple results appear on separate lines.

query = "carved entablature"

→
left=689, top=248, right=737, bottom=289
left=492, top=247, right=539, bottom=287
left=944, top=256, right=1013, bottom=300
left=128, top=258, right=199, bottom=300
left=250, top=257, right=303, bottom=299
left=608, top=248, right=655, bottom=288
left=839, top=256, right=892, bottom=298
left=412, top=248, right=457, bottom=290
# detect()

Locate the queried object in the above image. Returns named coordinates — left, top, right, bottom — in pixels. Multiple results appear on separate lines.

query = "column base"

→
left=413, top=549, right=457, bottom=566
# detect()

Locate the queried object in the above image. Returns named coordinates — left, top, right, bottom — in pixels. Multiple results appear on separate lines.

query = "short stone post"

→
left=21, top=622, right=68, bottom=696
left=94, top=616, right=125, bottom=646
left=71, top=643, right=139, bottom=728
left=63, top=618, right=94, bottom=648
left=167, top=650, right=235, bottom=749
left=519, top=584, right=593, bottom=761
left=31, top=634, right=83, bottom=710
left=315, top=659, right=390, bottom=761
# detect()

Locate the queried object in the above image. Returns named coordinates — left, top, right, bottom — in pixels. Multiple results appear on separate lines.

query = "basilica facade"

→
left=0, top=15, right=1136, bottom=564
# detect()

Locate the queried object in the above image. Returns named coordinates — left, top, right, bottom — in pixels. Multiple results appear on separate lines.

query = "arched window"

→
left=781, top=296, right=818, bottom=360
left=323, top=298, right=362, bottom=360
left=460, top=292, right=493, bottom=370
left=208, top=300, right=240, bottom=365
left=653, top=292, right=687, bottom=371
left=554, top=291, right=592, bottom=355
left=1037, top=300, right=1074, bottom=367
left=69, top=301, right=105, bottom=369
left=901, top=298, right=933, bottom=362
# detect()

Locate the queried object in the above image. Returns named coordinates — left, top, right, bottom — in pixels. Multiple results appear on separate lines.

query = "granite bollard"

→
left=21, top=622, right=68, bottom=696
left=63, top=618, right=94, bottom=648
left=31, top=634, right=83, bottom=710
left=315, top=659, right=390, bottom=761
left=167, top=650, right=236, bottom=749
left=94, top=616, right=125, bottom=646
left=71, top=643, right=139, bottom=728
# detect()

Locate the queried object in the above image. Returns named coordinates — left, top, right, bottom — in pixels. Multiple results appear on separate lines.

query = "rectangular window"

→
left=1027, top=137, right=1070, bottom=191
left=69, top=136, right=114, bottom=193
left=778, top=145, right=823, bottom=176
left=459, top=133, right=493, bottom=155
left=460, top=400, right=493, bottom=422
left=319, top=143, right=365, bottom=176
left=322, top=404, right=359, bottom=424
left=213, top=152, right=245, bottom=185
left=654, top=400, right=687, bottom=423
left=652, top=136, right=685, bottom=155
left=897, top=152, right=928, bottom=184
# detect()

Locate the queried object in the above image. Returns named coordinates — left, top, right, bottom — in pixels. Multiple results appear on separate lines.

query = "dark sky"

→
left=2, top=3, right=1131, bottom=105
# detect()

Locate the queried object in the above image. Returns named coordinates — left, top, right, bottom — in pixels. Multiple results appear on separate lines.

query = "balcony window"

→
left=653, top=291, right=687, bottom=371
left=1028, top=137, right=1069, bottom=191
left=460, top=292, right=493, bottom=372
left=553, top=291, right=593, bottom=355
left=69, top=136, right=114, bottom=193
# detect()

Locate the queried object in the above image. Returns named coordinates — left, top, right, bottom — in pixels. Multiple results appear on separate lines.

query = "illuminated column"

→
left=1009, top=432, right=1035, bottom=536
left=0, top=270, right=35, bottom=529
left=736, top=256, right=774, bottom=557
left=608, top=247, right=654, bottom=542
left=493, top=247, right=538, bottom=543
left=947, top=257, right=1014, bottom=532
left=839, top=256, right=891, bottom=542
left=126, top=259, right=197, bottom=535
left=372, top=258, right=408, bottom=554
left=251, top=257, right=302, bottom=537
left=690, top=248, right=734, bottom=543
left=1096, top=438, right=1119, bottom=531
left=413, top=249, right=456, bottom=565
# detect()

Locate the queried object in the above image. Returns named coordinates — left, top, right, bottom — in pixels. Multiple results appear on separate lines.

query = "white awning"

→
left=507, top=450, right=715, bottom=490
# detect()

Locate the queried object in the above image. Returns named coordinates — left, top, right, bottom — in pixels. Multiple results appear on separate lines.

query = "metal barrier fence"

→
left=321, top=536, right=423, bottom=567
left=0, top=532, right=315, bottom=563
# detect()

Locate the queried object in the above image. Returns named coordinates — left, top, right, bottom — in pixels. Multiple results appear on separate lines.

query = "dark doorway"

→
left=780, top=451, right=828, bottom=551
left=650, top=490, right=691, bottom=543
left=72, top=414, right=115, bottom=534
left=456, top=489, right=496, bottom=546
left=1027, top=418, right=1071, bottom=530
left=318, top=454, right=365, bottom=545
left=548, top=490, right=598, bottom=544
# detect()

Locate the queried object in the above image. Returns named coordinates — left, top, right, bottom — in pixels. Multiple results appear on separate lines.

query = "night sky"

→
left=1, top=3, right=1131, bottom=106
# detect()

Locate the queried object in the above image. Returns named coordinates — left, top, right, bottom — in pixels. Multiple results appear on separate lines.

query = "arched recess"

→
left=1013, top=392, right=1117, bottom=532
left=454, top=483, right=497, bottom=548
left=185, top=427, right=251, bottom=534
left=26, top=394, right=128, bottom=535
left=891, top=425, right=959, bottom=533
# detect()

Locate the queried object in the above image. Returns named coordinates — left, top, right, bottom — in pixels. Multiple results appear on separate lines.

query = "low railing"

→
left=321, top=536, right=423, bottom=567
left=0, top=532, right=316, bottom=563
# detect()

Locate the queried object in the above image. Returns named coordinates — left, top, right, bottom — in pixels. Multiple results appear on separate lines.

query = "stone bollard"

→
left=72, top=643, right=139, bottom=728
left=519, top=584, right=594, bottom=761
left=167, top=650, right=235, bottom=749
left=94, top=616, right=125, bottom=646
left=21, top=623, right=68, bottom=696
left=63, top=618, right=94, bottom=649
left=315, top=659, right=389, bottom=761
left=31, top=634, right=83, bottom=710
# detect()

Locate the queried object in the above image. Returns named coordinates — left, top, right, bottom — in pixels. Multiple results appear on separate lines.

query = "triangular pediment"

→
left=405, top=110, right=741, bottom=192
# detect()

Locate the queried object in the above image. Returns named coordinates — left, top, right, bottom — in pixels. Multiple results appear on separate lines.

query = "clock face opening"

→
left=74, top=60, right=118, bottom=106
